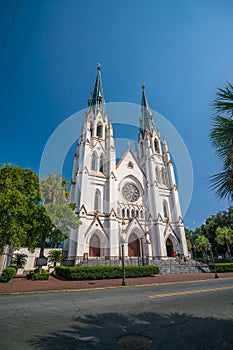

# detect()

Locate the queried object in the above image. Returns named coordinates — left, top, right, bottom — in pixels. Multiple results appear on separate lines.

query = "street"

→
left=0, top=278, right=233, bottom=349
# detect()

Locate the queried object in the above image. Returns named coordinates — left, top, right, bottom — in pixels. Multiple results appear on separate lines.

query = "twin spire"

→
left=88, top=64, right=155, bottom=136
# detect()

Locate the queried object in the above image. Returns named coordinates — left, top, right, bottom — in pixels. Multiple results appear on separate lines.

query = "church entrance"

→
left=128, top=233, right=140, bottom=257
left=89, top=234, right=100, bottom=257
left=166, top=238, right=174, bottom=257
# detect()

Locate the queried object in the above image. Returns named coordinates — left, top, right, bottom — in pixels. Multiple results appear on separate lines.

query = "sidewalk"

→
left=1, top=272, right=233, bottom=295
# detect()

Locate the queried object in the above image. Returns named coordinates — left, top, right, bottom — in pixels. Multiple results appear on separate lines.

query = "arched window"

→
left=163, top=200, right=168, bottom=219
left=97, top=122, right=103, bottom=138
left=126, top=209, right=130, bottom=217
left=94, top=189, right=101, bottom=211
left=136, top=210, right=139, bottom=218
left=155, top=167, right=160, bottom=183
left=90, top=122, right=93, bottom=137
left=122, top=208, right=125, bottom=217
left=161, top=168, right=167, bottom=185
left=91, top=152, right=97, bottom=171
left=140, top=210, right=143, bottom=219
left=131, top=209, right=134, bottom=217
left=154, top=139, right=159, bottom=153
left=99, top=154, right=104, bottom=173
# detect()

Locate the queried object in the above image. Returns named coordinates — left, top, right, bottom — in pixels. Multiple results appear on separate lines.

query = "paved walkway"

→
left=1, top=272, right=233, bottom=295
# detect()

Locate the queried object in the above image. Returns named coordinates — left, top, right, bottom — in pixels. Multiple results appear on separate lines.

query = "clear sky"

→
left=0, top=0, right=232, bottom=229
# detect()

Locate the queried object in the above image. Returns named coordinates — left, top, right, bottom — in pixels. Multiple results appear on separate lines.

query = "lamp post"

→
left=140, top=237, right=145, bottom=266
left=121, top=219, right=127, bottom=286
left=121, top=238, right=127, bottom=286
left=208, top=243, right=219, bottom=279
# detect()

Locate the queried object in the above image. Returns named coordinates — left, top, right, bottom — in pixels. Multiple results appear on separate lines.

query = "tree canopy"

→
left=0, top=165, right=80, bottom=257
left=210, top=82, right=233, bottom=201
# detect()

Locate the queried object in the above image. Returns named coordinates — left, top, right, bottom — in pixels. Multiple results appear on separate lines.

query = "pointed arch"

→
left=94, top=189, right=101, bottom=211
left=131, top=209, right=134, bottom=217
left=154, top=139, right=159, bottom=153
left=166, top=237, right=174, bottom=257
left=155, top=167, right=160, bottom=183
left=122, top=208, right=125, bottom=217
left=90, top=122, right=93, bottom=137
left=97, top=122, right=103, bottom=138
left=161, top=168, right=167, bottom=185
left=163, top=199, right=169, bottom=219
left=99, top=153, right=104, bottom=173
left=91, top=151, right=98, bottom=171
left=89, top=234, right=100, bottom=257
left=128, top=232, right=140, bottom=257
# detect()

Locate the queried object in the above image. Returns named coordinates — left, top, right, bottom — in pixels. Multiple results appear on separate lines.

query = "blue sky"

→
left=0, top=0, right=232, bottom=229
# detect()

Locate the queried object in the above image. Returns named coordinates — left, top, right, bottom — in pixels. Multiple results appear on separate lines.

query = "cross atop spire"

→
left=140, top=84, right=155, bottom=136
left=88, top=64, right=105, bottom=113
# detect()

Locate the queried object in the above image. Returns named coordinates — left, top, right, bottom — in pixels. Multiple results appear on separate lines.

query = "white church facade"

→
left=66, top=65, right=188, bottom=262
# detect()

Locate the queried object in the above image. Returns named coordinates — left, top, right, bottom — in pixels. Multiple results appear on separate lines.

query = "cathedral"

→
left=66, top=65, right=188, bottom=262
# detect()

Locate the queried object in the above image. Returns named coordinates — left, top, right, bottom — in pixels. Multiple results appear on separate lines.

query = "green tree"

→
left=195, top=235, right=210, bottom=260
left=48, top=249, right=64, bottom=267
left=39, top=173, right=80, bottom=258
left=0, top=164, right=42, bottom=253
left=209, top=82, right=233, bottom=200
left=215, top=226, right=233, bottom=256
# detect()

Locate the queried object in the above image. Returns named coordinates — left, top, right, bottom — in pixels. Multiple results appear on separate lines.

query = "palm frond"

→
left=209, top=170, right=233, bottom=201
left=214, top=82, right=233, bottom=115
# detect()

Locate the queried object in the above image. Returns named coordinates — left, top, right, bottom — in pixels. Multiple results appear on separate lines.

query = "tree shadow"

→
left=31, top=311, right=233, bottom=350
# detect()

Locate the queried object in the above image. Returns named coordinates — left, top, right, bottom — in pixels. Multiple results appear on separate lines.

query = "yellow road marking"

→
left=149, top=285, right=233, bottom=299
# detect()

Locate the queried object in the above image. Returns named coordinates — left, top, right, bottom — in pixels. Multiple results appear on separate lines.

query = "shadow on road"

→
left=31, top=311, right=233, bottom=349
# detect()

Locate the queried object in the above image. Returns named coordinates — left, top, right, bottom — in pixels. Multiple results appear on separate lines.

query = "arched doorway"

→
left=89, top=234, right=100, bottom=257
left=166, top=238, right=174, bottom=257
left=128, top=233, right=140, bottom=257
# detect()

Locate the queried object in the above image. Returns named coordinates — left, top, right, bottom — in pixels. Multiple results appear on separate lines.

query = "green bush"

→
left=209, top=263, right=233, bottom=273
left=27, top=269, right=50, bottom=280
left=0, top=267, right=17, bottom=282
left=8, top=265, right=18, bottom=272
left=55, top=265, right=159, bottom=280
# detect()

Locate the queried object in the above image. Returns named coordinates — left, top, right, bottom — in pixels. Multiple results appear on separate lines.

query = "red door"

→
left=89, top=234, right=100, bottom=257
left=128, top=234, right=140, bottom=257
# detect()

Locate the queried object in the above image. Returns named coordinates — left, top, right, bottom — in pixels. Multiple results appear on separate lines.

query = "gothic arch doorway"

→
left=89, top=234, right=100, bottom=257
left=166, top=238, right=174, bottom=257
left=128, top=233, right=140, bottom=257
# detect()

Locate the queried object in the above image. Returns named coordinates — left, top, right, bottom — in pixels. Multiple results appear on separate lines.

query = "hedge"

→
left=209, top=263, right=233, bottom=273
left=55, top=265, right=159, bottom=280
left=27, top=269, right=50, bottom=280
left=0, top=267, right=17, bottom=282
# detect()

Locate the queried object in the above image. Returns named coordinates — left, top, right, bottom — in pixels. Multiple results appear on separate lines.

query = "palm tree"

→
left=48, top=249, right=64, bottom=267
left=11, top=253, right=28, bottom=269
left=40, top=173, right=69, bottom=204
left=209, top=82, right=233, bottom=201
left=215, top=226, right=233, bottom=256
left=195, top=235, right=210, bottom=261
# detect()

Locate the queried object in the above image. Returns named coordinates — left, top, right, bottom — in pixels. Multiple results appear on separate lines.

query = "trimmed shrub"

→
left=209, top=263, right=233, bottom=273
left=55, top=265, right=159, bottom=280
left=0, top=267, right=17, bottom=282
left=27, top=269, right=50, bottom=280
left=8, top=265, right=18, bottom=273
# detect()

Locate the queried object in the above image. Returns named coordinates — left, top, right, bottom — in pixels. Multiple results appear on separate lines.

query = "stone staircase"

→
left=75, top=257, right=210, bottom=274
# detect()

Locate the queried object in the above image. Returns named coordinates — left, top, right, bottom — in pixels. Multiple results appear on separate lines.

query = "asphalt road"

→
left=0, top=278, right=233, bottom=350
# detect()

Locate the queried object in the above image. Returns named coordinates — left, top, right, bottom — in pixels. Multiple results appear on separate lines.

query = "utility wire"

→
left=0, top=0, right=22, bottom=56
left=1, top=0, right=45, bottom=93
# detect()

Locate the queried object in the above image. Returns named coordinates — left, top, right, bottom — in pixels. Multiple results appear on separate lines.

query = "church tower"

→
left=68, top=64, right=119, bottom=260
left=67, top=66, right=188, bottom=263
left=137, top=84, right=188, bottom=258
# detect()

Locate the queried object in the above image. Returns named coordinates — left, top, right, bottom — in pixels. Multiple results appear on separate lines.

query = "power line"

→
left=0, top=0, right=22, bottom=56
left=1, top=0, right=45, bottom=94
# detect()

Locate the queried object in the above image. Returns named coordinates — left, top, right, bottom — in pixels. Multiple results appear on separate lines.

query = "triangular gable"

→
left=164, top=223, right=181, bottom=243
left=79, top=204, right=87, bottom=215
left=84, top=215, right=108, bottom=238
left=124, top=216, right=146, bottom=235
left=116, top=148, right=141, bottom=172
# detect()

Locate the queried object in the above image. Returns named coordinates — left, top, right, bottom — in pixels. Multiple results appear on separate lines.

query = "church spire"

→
left=140, top=83, right=155, bottom=137
left=88, top=63, right=105, bottom=113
